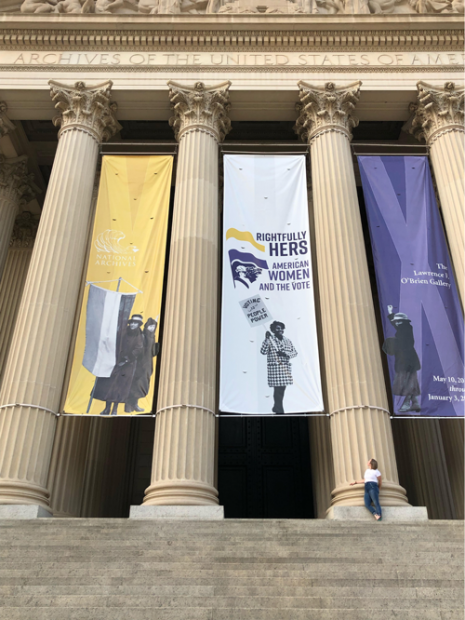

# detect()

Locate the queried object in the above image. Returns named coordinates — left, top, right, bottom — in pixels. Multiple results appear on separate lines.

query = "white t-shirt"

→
left=364, top=469, right=381, bottom=484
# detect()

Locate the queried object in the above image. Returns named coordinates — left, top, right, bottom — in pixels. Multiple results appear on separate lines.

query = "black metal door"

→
left=218, top=417, right=314, bottom=518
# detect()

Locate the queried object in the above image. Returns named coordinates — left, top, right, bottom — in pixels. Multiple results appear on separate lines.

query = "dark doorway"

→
left=218, top=417, right=314, bottom=518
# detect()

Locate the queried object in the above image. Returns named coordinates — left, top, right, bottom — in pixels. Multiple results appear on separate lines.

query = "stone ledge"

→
left=0, top=504, right=53, bottom=519
left=129, top=505, right=225, bottom=520
left=326, top=506, right=428, bottom=522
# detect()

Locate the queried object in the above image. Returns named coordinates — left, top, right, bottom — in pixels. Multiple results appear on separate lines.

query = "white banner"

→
left=220, top=155, right=323, bottom=415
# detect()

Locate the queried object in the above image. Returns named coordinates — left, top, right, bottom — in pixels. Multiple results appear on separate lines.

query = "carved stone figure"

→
left=343, top=0, right=370, bottom=12
left=299, top=0, right=319, bottom=13
left=17, top=0, right=463, bottom=16
left=409, top=0, right=449, bottom=10
left=180, top=0, right=209, bottom=11
left=449, top=0, right=464, bottom=11
left=95, top=0, right=137, bottom=12
left=57, top=0, right=94, bottom=11
left=21, top=0, right=58, bottom=12
left=138, top=0, right=158, bottom=11
left=368, top=0, right=400, bottom=12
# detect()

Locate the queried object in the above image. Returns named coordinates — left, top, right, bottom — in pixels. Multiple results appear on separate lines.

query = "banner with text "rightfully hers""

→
left=219, top=155, right=323, bottom=415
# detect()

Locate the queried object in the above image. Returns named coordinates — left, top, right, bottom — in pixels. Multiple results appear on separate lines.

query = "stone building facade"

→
left=0, top=3, right=463, bottom=520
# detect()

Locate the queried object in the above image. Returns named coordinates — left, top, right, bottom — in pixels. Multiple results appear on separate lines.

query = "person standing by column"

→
left=295, top=81, right=409, bottom=510
left=351, top=458, right=383, bottom=521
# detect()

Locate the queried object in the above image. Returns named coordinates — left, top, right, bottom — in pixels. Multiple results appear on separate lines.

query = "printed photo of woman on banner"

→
left=63, top=155, right=172, bottom=416
left=219, top=155, right=323, bottom=415
left=359, top=155, right=464, bottom=417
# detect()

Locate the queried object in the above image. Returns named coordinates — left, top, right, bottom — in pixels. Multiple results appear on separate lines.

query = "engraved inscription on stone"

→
left=8, top=52, right=465, bottom=67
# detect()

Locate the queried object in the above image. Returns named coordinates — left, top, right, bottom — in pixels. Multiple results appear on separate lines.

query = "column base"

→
left=331, top=480, right=409, bottom=507
left=326, top=506, right=428, bottom=522
left=0, top=480, right=51, bottom=511
left=130, top=505, right=224, bottom=520
left=0, top=504, right=53, bottom=519
left=143, top=480, right=219, bottom=506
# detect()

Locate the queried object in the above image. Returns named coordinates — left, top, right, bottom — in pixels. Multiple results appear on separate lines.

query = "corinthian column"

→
left=411, top=82, right=465, bottom=304
left=0, top=81, right=120, bottom=510
left=0, top=156, right=36, bottom=284
left=0, top=213, right=38, bottom=385
left=295, top=82, right=408, bottom=510
left=143, top=81, right=231, bottom=508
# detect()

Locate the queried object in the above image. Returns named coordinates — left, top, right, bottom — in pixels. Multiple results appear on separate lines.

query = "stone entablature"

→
left=0, top=15, right=463, bottom=53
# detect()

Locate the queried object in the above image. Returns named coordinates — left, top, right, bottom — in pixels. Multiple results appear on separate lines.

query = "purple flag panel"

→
left=358, top=156, right=464, bottom=417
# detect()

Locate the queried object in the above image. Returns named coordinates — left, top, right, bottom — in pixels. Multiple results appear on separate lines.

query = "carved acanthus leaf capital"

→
left=0, top=102, right=16, bottom=138
left=49, top=80, right=121, bottom=143
left=0, top=156, right=39, bottom=205
left=168, top=81, right=232, bottom=142
left=10, top=211, right=40, bottom=248
left=294, top=81, right=362, bottom=144
left=410, top=81, right=465, bottom=144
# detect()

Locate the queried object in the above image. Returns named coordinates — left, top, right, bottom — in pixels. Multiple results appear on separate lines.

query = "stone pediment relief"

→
left=14, top=0, right=465, bottom=14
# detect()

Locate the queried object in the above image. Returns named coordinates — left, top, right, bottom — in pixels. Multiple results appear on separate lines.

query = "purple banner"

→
left=359, top=156, right=464, bottom=417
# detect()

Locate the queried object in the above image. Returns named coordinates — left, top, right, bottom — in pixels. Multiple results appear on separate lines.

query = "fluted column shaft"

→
left=439, top=419, right=464, bottom=519
left=144, top=81, right=231, bottom=506
left=0, top=157, right=34, bottom=283
left=80, top=418, right=113, bottom=517
left=0, top=245, right=33, bottom=385
left=411, top=81, right=465, bottom=304
left=0, top=185, right=19, bottom=281
left=428, top=134, right=464, bottom=302
left=308, top=417, right=334, bottom=518
left=0, top=103, right=21, bottom=282
left=0, top=81, right=119, bottom=508
left=406, top=420, right=455, bottom=519
left=48, top=417, right=92, bottom=517
left=296, top=81, right=408, bottom=508
left=46, top=172, right=99, bottom=517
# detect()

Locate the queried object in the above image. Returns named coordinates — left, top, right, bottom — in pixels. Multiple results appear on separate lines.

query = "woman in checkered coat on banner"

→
left=260, top=321, right=298, bottom=414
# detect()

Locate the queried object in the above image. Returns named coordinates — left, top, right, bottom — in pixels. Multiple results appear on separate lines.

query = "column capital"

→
left=410, top=81, right=465, bottom=145
left=49, top=80, right=121, bottom=143
left=0, top=155, right=38, bottom=205
left=10, top=211, right=40, bottom=248
left=0, top=103, right=16, bottom=138
left=167, top=81, right=232, bottom=143
left=295, top=81, right=361, bottom=144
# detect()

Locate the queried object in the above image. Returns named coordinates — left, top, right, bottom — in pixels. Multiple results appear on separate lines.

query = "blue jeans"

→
left=364, top=482, right=382, bottom=519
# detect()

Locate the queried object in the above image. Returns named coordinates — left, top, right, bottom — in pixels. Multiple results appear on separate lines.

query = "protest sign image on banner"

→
left=359, top=156, right=464, bottom=417
left=64, top=155, right=173, bottom=415
left=219, top=155, right=323, bottom=415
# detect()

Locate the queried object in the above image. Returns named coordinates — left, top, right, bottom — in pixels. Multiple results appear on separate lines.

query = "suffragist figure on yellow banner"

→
left=64, top=156, right=172, bottom=415
left=126, top=317, right=160, bottom=413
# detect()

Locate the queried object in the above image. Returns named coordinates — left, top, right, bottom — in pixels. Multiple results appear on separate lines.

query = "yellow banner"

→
left=64, top=155, right=173, bottom=415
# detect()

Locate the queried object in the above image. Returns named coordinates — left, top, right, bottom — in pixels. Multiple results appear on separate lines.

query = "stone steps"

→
left=0, top=519, right=462, bottom=620
left=0, top=593, right=462, bottom=606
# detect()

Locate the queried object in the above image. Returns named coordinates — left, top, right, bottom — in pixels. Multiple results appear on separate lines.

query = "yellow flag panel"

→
left=64, top=155, right=173, bottom=415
